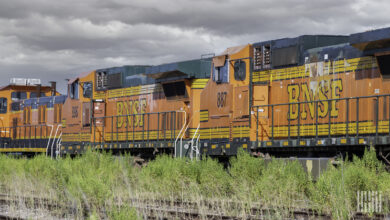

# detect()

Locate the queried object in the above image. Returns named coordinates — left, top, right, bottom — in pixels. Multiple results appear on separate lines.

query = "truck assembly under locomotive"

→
left=0, top=27, right=390, bottom=172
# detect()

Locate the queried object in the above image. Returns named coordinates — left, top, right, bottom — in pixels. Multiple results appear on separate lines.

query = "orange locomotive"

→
left=61, top=59, right=211, bottom=157
left=0, top=79, right=63, bottom=155
left=199, top=27, right=390, bottom=164
left=1, top=27, right=390, bottom=167
left=35, top=27, right=390, bottom=166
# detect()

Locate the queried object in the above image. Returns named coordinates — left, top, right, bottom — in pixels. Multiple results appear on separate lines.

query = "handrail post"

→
left=102, top=116, right=105, bottom=146
left=256, top=106, right=259, bottom=145
left=315, top=100, right=319, bottom=139
left=93, top=118, right=95, bottom=149
left=157, top=112, right=160, bottom=143
left=328, top=100, right=331, bottom=138
left=346, top=98, right=349, bottom=138
left=271, top=105, right=274, bottom=143
left=375, top=97, right=379, bottom=140
left=35, top=125, right=37, bottom=148
left=111, top=116, right=113, bottom=146
left=356, top=98, right=359, bottom=137
left=142, top=113, right=145, bottom=147
left=288, top=103, right=291, bottom=141
left=91, top=117, right=96, bottom=150
left=116, top=115, right=119, bottom=146
left=126, top=114, right=129, bottom=148
left=40, top=125, right=43, bottom=147
left=297, top=103, right=300, bottom=142
left=164, top=113, right=167, bottom=141
left=132, top=114, right=135, bottom=146
left=171, top=112, right=174, bottom=143
left=29, top=126, right=32, bottom=148
left=147, top=113, right=150, bottom=147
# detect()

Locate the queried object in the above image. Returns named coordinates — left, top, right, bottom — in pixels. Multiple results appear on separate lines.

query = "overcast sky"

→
left=0, top=0, right=389, bottom=93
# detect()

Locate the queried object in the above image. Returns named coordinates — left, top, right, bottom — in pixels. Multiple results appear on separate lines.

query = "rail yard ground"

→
left=0, top=150, right=389, bottom=219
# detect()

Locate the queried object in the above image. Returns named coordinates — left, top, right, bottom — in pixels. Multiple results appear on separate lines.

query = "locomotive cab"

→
left=62, top=71, right=98, bottom=153
left=199, top=45, right=253, bottom=156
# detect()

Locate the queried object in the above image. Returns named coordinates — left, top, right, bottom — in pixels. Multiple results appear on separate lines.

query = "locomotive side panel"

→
left=250, top=28, right=390, bottom=159
left=103, top=84, right=187, bottom=145
left=253, top=57, right=390, bottom=139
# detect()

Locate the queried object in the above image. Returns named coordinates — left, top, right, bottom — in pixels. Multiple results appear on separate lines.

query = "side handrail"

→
left=174, top=110, right=187, bottom=158
left=50, top=124, right=62, bottom=158
left=46, top=124, right=54, bottom=156
left=251, top=93, right=390, bottom=108
left=55, top=132, right=62, bottom=159
left=195, top=130, right=201, bottom=159
left=252, top=93, right=390, bottom=142
left=190, top=123, right=200, bottom=160
left=177, top=110, right=200, bottom=158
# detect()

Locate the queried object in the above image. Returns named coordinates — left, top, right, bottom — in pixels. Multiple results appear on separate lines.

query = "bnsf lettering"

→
left=287, top=79, right=343, bottom=120
left=116, top=99, right=147, bottom=128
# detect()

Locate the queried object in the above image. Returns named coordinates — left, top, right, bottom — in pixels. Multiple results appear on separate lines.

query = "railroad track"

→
left=0, top=194, right=387, bottom=219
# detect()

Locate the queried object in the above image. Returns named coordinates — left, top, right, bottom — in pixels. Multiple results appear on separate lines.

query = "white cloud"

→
left=0, top=0, right=389, bottom=94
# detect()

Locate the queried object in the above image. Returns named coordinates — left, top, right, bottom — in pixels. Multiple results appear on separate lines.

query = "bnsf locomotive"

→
left=0, top=27, right=389, bottom=168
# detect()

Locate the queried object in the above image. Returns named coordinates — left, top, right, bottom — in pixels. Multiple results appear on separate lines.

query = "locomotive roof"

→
left=145, top=58, right=212, bottom=83
left=22, top=95, right=66, bottom=107
left=253, top=35, right=349, bottom=49
left=218, top=45, right=247, bottom=56
left=96, top=65, right=150, bottom=76
left=0, top=84, right=53, bottom=91
left=68, top=71, right=91, bottom=84
left=350, top=26, right=390, bottom=53
left=251, top=35, right=350, bottom=68
left=304, top=43, right=363, bottom=61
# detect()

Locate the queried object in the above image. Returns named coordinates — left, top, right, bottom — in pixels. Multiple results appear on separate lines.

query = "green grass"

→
left=0, top=149, right=388, bottom=219
left=310, top=149, right=390, bottom=218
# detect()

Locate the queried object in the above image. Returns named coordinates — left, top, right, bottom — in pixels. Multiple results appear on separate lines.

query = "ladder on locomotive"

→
left=175, top=110, right=200, bottom=160
left=46, top=124, right=62, bottom=158
left=55, top=133, right=62, bottom=159
left=189, top=123, right=200, bottom=160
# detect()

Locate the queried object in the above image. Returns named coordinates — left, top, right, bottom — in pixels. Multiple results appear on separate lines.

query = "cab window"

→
left=11, top=92, right=27, bottom=101
left=82, top=82, right=93, bottom=98
left=69, top=81, right=79, bottom=99
left=0, top=98, right=7, bottom=114
left=30, top=92, right=46, bottom=98
left=234, top=60, right=246, bottom=81
left=213, top=62, right=229, bottom=83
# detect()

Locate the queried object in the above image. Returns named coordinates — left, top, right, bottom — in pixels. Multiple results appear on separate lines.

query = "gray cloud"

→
left=0, top=0, right=389, bottom=93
